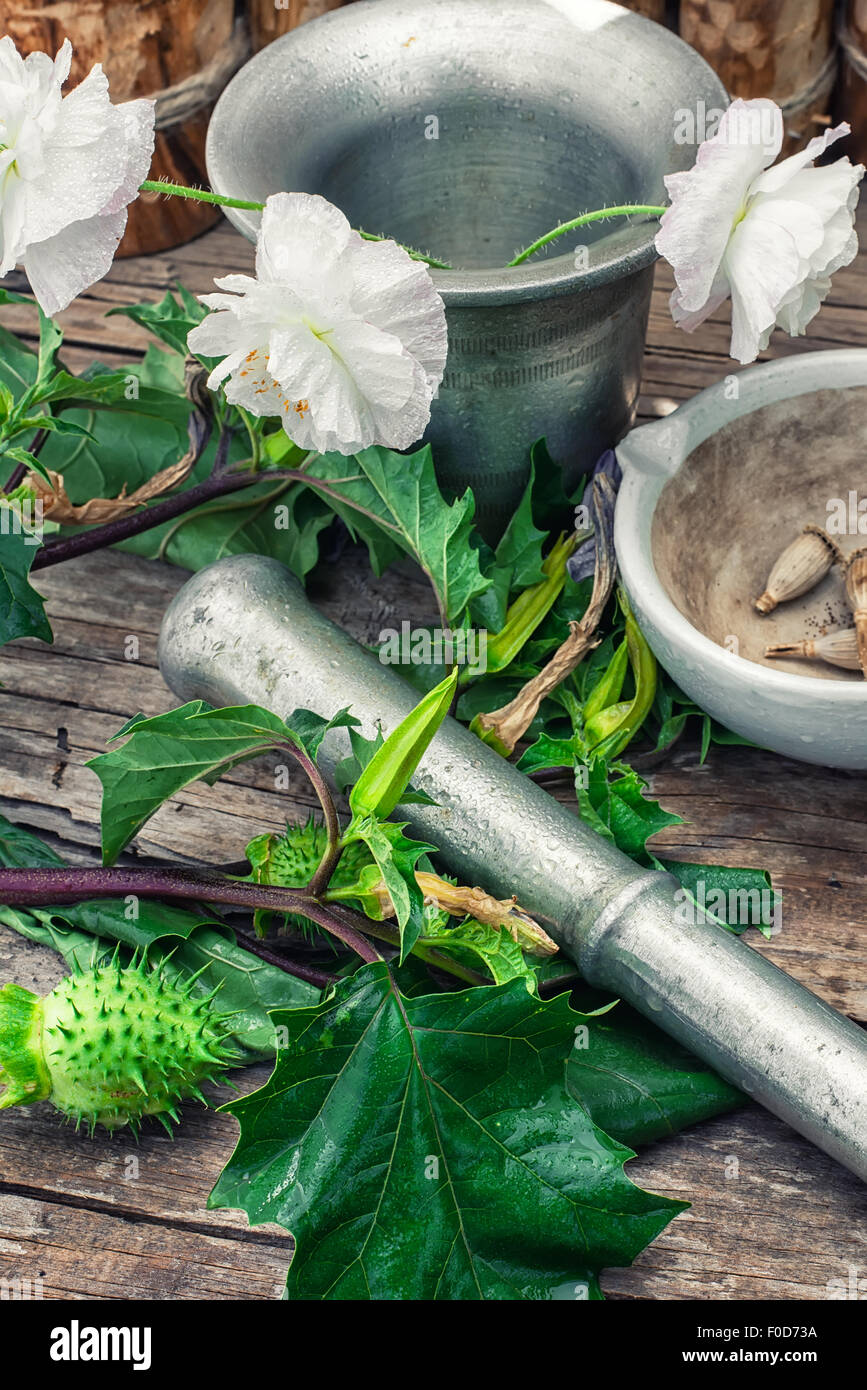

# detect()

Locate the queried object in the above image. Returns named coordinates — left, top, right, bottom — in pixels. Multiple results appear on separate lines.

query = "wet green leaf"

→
left=566, top=992, right=742, bottom=1147
left=306, top=445, right=490, bottom=623
left=0, top=523, right=50, bottom=650
left=342, top=815, right=434, bottom=960
left=210, top=963, right=686, bottom=1300
left=88, top=701, right=344, bottom=864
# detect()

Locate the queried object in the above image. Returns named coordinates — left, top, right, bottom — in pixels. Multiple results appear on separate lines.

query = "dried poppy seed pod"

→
left=765, top=628, right=860, bottom=672
left=754, top=525, right=841, bottom=615
left=844, top=548, right=867, bottom=679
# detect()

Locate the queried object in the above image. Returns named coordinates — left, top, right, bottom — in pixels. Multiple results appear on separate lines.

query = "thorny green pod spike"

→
left=0, top=960, right=238, bottom=1133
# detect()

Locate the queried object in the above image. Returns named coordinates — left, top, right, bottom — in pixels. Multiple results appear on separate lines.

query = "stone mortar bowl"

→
left=615, top=350, right=867, bottom=770
left=205, top=0, right=726, bottom=539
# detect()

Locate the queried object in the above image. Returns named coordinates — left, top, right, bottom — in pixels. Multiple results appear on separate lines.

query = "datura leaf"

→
left=341, top=815, right=434, bottom=962
left=0, top=522, right=51, bottom=650
left=565, top=992, right=742, bottom=1148
left=88, top=702, right=357, bottom=864
left=210, top=963, right=687, bottom=1300
left=305, top=445, right=491, bottom=624
left=418, top=913, right=537, bottom=986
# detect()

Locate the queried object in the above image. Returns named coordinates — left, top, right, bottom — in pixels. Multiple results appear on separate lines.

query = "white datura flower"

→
left=187, top=191, right=448, bottom=456
left=0, top=36, right=155, bottom=317
left=656, top=98, right=864, bottom=364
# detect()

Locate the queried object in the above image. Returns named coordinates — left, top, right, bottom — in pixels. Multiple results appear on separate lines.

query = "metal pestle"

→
left=158, top=555, right=867, bottom=1181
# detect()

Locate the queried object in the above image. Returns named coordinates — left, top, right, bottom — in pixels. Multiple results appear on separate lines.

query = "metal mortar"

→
left=158, top=555, right=867, bottom=1182
left=205, top=0, right=728, bottom=537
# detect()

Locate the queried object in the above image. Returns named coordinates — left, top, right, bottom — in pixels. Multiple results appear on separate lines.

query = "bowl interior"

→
left=207, top=0, right=726, bottom=272
left=309, top=96, right=644, bottom=271
left=651, top=386, right=867, bottom=683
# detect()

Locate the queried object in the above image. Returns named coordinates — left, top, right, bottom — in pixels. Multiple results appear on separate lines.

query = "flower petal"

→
left=326, top=318, right=418, bottom=413
left=101, top=98, right=155, bottom=214
left=750, top=123, right=854, bottom=197
left=363, top=355, right=436, bottom=451
left=669, top=283, right=729, bottom=334
left=257, top=191, right=353, bottom=290
left=26, top=68, right=130, bottom=237
left=343, top=234, right=448, bottom=391
left=0, top=35, right=25, bottom=84
left=269, top=322, right=377, bottom=453
left=656, top=98, right=783, bottom=314
left=23, top=206, right=127, bottom=316
left=0, top=38, right=155, bottom=313
left=53, top=38, right=72, bottom=87
left=774, top=275, right=831, bottom=337
left=724, top=211, right=803, bottom=363
left=191, top=189, right=447, bottom=455
left=187, top=307, right=250, bottom=362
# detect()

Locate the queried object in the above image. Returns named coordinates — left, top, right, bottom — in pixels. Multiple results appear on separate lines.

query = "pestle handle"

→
left=159, top=555, right=867, bottom=1181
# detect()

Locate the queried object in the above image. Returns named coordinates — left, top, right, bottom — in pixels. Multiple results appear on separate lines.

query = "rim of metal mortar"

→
left=208, top=198, right=659, bottom=307
left=205, top=0, right=728, bottom=308
left=204, top=184, right=655, bottom=307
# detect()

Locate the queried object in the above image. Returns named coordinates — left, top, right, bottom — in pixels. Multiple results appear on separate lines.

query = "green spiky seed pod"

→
left=0, top=958, right=238, bottom=1135
left=246, top=814, right=373, bottom=935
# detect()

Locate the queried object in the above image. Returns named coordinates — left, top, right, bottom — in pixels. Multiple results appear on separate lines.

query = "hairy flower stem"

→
left=0, top=865, right=380, bottom=964
left=509, top=205, right=667, bottom=266
left=140, top=179, right=266, bottom=211
left=139, top=182, right=665, bottom=269
left=138, top=180, right=451, bottom=269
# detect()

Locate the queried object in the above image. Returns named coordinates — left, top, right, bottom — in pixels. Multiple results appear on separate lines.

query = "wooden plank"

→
left=0, top=1193, right=291, bottom=1301
left=1, top=914, right=864, bottom=1302
left=602, top=1109, right=867, bottom=1301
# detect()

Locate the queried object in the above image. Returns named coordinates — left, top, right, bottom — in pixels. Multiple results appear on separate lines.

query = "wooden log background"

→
left=247, top=0, right=351, bottom=50
left=837, top=0, right=867, bottom=165
left=618, top=0, right=669, bottom=22
left=679, top=0, right=838, bottom=151
left=0, top=0, right=355, bottom=256
left=1, top=0, right=866, bottom=258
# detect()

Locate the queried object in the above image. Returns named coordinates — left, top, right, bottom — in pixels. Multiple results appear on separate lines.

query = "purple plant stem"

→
left=31, top=468, right=265, bottom=571
left=232, top=930, right=336, bottom=990
left=286, top=746, right=343, bottom=896
left=0, top=865, right=380, bottom=964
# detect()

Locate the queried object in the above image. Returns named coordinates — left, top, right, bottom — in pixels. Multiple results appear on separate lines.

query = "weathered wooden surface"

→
left=1, top=211, right=866, bottom=1301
